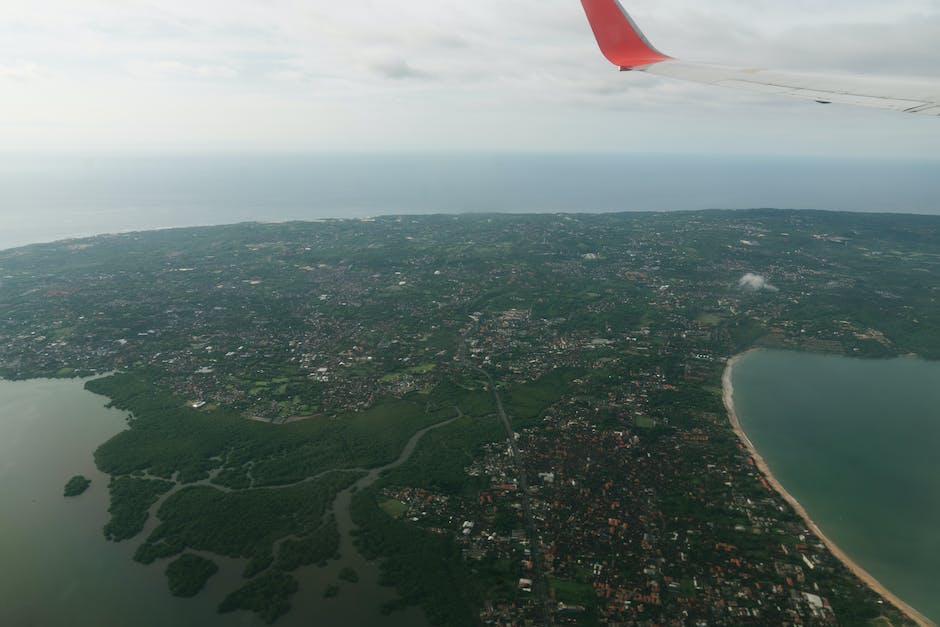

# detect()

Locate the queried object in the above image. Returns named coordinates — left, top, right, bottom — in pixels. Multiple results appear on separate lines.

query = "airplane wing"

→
left=580, top=0, right=940, bottom=116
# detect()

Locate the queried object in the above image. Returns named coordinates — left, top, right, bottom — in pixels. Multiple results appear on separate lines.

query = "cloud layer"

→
left=1, top=0, right=939, bottom=153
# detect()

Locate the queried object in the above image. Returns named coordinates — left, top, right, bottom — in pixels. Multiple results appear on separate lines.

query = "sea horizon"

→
left=2, top=152, right=939, bottom=252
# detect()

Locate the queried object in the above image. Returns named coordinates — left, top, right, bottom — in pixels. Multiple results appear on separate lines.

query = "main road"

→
left=478, top=367, right=554, bottom=626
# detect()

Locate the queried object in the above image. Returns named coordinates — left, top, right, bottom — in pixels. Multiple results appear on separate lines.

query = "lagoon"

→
left=0, top=377, right=429, bottom=627
left=731, top=350, right=940, bottom=623
left=0, top=377, right=256, bottom=627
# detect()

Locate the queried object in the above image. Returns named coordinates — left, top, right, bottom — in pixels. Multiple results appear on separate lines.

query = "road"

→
left=478, top=367, right=554, bottom=626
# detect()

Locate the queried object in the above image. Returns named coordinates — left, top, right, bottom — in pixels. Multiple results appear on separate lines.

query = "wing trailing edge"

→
left=579, top=0, right=940, bottom=116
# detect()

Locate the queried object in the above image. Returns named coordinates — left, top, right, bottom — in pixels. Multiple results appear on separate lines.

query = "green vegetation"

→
left=103, top=476, right=174, bottom=541
left=549, top=579, right=597, bottom=607
left=323, top=584, right=340, bottom=598
left=89, top=374, right=447, bottom=487
left=63, top=475, right=91, bottom=497
left=381, top=415, right=502, bottom=495
left=165, top=553, right=219, bottom=597
left=350, top=489, right=481, bottom=627
left=274, top=516, right=340, bottom=571
left=243, top=553, right=274, bottom=579
left=135, top=472, right=359, bottom=565
left=218, top=571, right=298, bottom=624
left=502, top=368, right=584, bottom=428
left=379, top=499, right=408, bottom=518
left=548, top=578, right=597, bottom=624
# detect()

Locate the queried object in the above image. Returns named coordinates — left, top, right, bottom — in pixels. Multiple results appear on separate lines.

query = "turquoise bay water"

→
left=731, top=350, right=940, bottom=622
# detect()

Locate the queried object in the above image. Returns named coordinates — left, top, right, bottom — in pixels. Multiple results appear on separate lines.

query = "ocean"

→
left=2, top=153, right=939, bottom=251
left=731, top=349, right=940, bottom=623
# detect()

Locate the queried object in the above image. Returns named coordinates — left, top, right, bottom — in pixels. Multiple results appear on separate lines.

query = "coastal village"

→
left=0, top=211, right=934, bottom=625
left=376, top=316, right=872, bottom=625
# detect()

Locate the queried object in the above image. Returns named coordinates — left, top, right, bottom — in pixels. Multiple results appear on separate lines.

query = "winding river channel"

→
left=0, top=377, right=458, bottom=627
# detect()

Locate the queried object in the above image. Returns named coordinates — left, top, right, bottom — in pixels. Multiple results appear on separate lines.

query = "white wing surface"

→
left=580, top=0, right=940, bottom=116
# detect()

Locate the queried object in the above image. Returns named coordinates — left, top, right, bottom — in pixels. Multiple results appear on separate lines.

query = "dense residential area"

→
left=1, top=210, right=938, bottom=625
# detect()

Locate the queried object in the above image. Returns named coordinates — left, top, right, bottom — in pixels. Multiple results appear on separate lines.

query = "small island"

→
left=165, top=553, right=219, bottom=598
left=63, top=475, right=91, bottom=497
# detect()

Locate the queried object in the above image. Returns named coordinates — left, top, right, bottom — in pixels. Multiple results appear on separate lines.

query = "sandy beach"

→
left=722, top=352, right=934, bottom=627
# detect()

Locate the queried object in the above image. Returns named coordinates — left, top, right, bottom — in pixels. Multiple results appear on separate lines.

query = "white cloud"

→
left=739, top=273, right=778, bottom=292
left=0, top=0, right=938, bottom=153
left=148, top=61, right=238, bottom=79
left=0, top=62, right=48, bottom=81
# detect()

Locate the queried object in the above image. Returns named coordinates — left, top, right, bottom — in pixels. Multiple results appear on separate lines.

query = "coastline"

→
left=722, top=351, right=934, bottom=627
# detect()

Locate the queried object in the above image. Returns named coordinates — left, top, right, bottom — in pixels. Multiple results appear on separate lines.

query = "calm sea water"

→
left=731, top=350, right=940, bottom=622
left=2, top=153, right=939, bottom=251
left=0, top=378, right=428, bottom=627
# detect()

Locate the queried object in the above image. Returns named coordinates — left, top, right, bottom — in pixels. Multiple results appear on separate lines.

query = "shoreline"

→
left=722, top=351, right=934, bottom=627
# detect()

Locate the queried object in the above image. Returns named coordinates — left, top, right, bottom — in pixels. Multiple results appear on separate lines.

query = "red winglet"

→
left=581, top=0, right=671, bottom=69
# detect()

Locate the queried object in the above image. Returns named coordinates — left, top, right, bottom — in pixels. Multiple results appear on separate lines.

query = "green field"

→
left=635, top=415, right=656, bottom=429
left=380, top=499, right=408, bottom=519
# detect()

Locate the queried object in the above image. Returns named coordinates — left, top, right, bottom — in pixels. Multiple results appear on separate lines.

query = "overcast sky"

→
left=2, top=0, right=939, bottom=156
